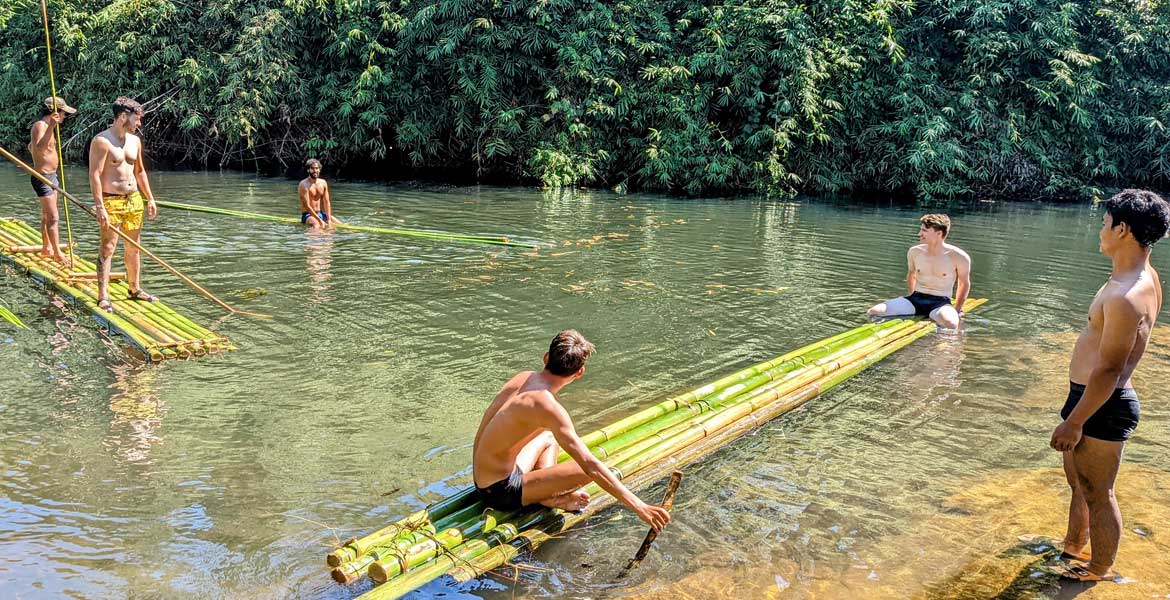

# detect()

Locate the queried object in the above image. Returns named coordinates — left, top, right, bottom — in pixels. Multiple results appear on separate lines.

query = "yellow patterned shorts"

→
left=103, top=191, right=145, bottom=231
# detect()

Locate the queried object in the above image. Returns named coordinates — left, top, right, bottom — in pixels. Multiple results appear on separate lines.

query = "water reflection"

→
left=305, top=232, right=335, bottom=306
left=104, top=362, right=165, bottom=465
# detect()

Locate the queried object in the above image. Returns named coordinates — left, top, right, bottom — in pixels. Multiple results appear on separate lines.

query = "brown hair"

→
left=305, top=158, right=322, bottom=171
left=546, top=330, right=595, bottom=376
left=920, top=214, right=951, bottom=237
left=112, top=96, right=144, bottom=119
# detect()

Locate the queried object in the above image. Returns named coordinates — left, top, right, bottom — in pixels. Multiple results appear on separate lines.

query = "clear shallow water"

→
left=1, top=166, right=1168, bottom=599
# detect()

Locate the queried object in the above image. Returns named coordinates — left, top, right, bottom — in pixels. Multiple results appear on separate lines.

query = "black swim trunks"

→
left=1061, top=381, right=1140, bottom=442
left=30, top=172, right=60, bottom=198
left=475, top=467, right=525, bottom=511
left=904, top=291, right=951, bottom=316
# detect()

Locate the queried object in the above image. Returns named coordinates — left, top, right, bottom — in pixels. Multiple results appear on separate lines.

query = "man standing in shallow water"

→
left=1051, top=189, right=1169, bottom=582
left=88, top=97, right=159, bottom=314
left=867, top=214, right=972, bottom=328
left=27, top=96, right=77, bottom=265
left=298, top=158, right=339, bottom=230
left=472, top=330, right=671, bottom=531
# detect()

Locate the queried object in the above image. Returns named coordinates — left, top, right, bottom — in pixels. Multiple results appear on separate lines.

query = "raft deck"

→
left=0, top=217, right=234, bottom=361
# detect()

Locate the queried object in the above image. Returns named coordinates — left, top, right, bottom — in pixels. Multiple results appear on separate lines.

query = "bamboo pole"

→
left=0, top=145, right=271, bottom=319
left=367, top=508, right=516, bottom=583
left=154, top=200, right=538, bottom=248
left=331, top=502, right=486, bottom=583
left=326, top=489, right=478, bottom=567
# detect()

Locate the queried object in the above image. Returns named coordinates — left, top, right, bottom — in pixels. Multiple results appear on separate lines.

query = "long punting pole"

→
left=0, top=145, right=271, bottom=319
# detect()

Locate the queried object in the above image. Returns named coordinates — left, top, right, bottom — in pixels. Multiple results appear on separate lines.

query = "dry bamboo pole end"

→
left=4, top=243, right=72, bottom=253
left=620, top=469, right=683, bottom=576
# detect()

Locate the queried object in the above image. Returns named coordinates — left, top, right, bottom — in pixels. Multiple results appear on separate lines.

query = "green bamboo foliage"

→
left=1, top=1, right=1165, bottom=199
left=0, top=218, right=234, bottom=360
left=331, top=299, right=986, bottom=598
left=0, top=298, right=29, bottom=329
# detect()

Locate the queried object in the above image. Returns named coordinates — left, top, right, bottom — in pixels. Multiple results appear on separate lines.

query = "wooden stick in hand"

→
left=620, top=469, right=683, bottom=576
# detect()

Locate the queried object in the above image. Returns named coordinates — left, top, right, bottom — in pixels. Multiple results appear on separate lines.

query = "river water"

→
left=2, top=166, right=1168, bottom=599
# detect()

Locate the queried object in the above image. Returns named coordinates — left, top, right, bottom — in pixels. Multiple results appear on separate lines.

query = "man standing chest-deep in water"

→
left=867, top=213, right=972, bottom=328
left=88, top=97, right=158, bottom=314
left=1050, top=189, right=1169, bottom=582
left=27, top=96, right=77, bottom=265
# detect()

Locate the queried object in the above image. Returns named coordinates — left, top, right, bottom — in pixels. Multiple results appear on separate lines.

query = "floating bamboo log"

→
left=4, top=243, right=71, bottom=253
left=154, top=200, right=540, bottom=249
left=0, top=218, right=235, bottom=360
left=333, top=300, right=988, bottom=597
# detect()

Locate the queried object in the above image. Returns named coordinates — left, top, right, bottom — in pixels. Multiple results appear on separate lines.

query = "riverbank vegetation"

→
left=2, top=0, right=1167, bottom=200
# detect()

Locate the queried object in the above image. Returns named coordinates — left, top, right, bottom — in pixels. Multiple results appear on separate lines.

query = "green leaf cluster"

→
left=1, top=0, right=1167, bottom=199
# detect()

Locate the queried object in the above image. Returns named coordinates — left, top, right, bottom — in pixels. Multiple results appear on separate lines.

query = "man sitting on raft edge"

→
left=472, top=330, right=672, bottom=531
left=867, top=213, right=972, bottom=328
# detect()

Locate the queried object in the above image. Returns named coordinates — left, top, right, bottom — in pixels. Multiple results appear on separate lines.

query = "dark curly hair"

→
left=1104, top=189, right=1170, bottom=249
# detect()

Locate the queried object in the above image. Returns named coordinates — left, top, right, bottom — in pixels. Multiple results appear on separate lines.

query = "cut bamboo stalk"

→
left=326, top=489, right=478, bottom=567
left=331, top=502, right=486, bottom=582
left=4, top=243, right=72, bottom=253
left=367, top=508, right=515, bottom=583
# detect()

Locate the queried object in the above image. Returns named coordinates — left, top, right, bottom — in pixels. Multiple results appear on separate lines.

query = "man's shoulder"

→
left=30, top=119, right=47, bottom=133
left=908, top=244, right=927, bottom=254
left=945, top=243, right=971, bottom=261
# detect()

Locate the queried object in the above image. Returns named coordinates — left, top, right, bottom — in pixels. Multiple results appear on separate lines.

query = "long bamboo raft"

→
left=0, top=217, right=234, bottom=361
left=154, top=200, right=540, bottom=249
left=328, top=298, right=988, bottom=598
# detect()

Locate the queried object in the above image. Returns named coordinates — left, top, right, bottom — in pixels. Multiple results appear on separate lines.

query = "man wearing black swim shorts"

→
left=471, top=330, right=670, bottom=532
left=1050, top=189, right=1169, bottom=583
left=867, top=214, right=972, bottom=328
left=27, top=96, right=77, bottom=266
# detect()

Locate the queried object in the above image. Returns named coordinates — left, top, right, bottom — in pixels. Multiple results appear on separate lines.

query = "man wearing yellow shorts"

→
left=88, top=97, right=158, bottom=313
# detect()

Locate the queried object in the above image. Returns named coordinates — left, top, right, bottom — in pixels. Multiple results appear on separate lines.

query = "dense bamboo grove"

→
left=2, top=0, right=1167, bottom=199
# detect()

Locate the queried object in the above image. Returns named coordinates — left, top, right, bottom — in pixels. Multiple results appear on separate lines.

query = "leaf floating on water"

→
left=237, top=288, right=268, bottom=299
left=707, top=329, right=717, bottom=336
left=0, top=301, right=29, bottom=329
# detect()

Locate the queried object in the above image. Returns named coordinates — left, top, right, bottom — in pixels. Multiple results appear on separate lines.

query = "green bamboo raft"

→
left=0, top=217, right=234, bottom=361
left=328, top=298, right=988, bottom=598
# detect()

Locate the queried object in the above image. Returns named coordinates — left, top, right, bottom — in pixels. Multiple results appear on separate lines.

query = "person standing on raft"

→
left=298, top=158, right=340, bottom=230
left=27, top=95, right=77, bottom=266
left=1050, top=189, right=1169, bottom=583
left=867, top=213, right=972, bottom=328
left=88, top=97, right=159, bottom=313
left=472, top=330, right=672, bottom=531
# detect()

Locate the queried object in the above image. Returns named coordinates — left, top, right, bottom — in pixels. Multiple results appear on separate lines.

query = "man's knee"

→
left=867, top=304, right=885, bottom=317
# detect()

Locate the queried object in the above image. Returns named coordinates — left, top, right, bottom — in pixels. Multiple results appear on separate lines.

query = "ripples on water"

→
left=1, top=167, right=1167, bottom=598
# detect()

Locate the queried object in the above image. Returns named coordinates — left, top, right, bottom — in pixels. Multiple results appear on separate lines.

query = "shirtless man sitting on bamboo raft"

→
left=472, top=330, right=671, bottom=531
left=88, top=97, right=159, bottom=313
left=298, top=158, right=340, bottom=230
left=867, top=213, right=972, bottom=328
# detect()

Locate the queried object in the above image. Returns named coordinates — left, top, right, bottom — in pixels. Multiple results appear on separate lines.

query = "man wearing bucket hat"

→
left=27, top=95, right=77, bottom=266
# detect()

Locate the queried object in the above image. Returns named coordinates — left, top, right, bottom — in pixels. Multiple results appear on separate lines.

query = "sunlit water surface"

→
left=2, top=166, right=1167, bottom=599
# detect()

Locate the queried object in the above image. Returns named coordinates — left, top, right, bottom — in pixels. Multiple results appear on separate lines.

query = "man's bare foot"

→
left=51, top=254, right=72, bottom=268
left=540, top=490, right=590, bottom=511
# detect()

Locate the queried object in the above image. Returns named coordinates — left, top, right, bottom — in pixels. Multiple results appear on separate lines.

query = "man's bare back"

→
left=473, top=371, right=547, bottom=486
left=470, top=331, right=670, bottom=530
